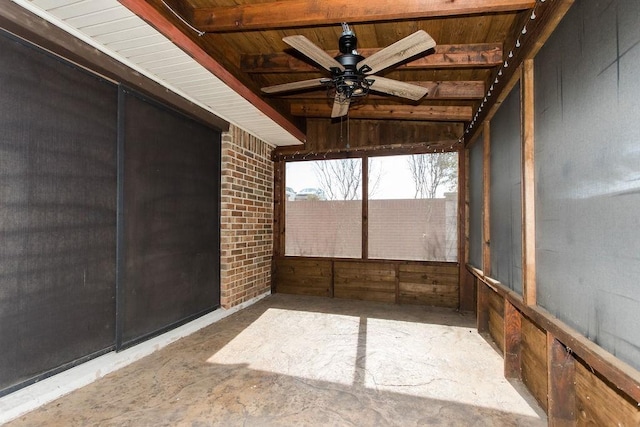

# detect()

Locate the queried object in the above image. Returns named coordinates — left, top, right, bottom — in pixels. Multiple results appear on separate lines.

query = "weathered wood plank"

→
left=521, top=59, right=537, bottom=306
left=334, top=288, right=396, bottom=303
left=470, top=270, right=640, bottom=409
left=398, top=283, right=458, bottom=307
left=548, top=334, right=576, bottom=426
left=242, top=44, right=502, bottom=72
left=521, top=315, right=548, bottom=411
left=192, top=0, right=535, bottom=32
left=274, top=258, right=332, bottom=296
left=334, top=261, right=396, bottom=302
left=488, top=306, right=505, bottom=353
left=398, top=263, right=459, bottom=307
left=399, top=271, right=458, bottom=284
left=291, top=104, right=473, bottom=121
left=477, top=279, right=490, bottom=333
left=504, top=301, right=522, bottom=379
left=575, top=360, right=640, bottom=426
left=487, top=289, right=504, bottom=318
left=482, top=122, right=491, bottom=275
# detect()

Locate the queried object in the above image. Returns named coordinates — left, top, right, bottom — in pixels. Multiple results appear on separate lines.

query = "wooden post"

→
left=362, top=155, right=369, bottom=260
left=504, top=300, right=522, bottom=379
left=477, top=281, right=490, bottom=333
left=458, top=147, right=474, bottom=311
left=547, top=333, right=576, bottom=426
left=482, top=121, right=491, bottom=276
left=273, top=159, right=286, bottom=257
left=521, top=59, right=537, bottom=306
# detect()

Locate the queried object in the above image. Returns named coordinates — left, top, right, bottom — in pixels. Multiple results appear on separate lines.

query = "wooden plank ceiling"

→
left=123, top=0, right=535, bottom=150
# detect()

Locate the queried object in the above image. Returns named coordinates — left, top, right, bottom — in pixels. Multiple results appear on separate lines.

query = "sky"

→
left=286, top=155, right=456, bottom=200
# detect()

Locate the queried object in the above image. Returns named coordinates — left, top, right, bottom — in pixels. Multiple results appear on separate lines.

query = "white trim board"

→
left=0, top=292, right=271, bottom=425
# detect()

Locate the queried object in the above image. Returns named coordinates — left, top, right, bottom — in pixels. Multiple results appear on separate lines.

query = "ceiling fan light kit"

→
left=261, top=23, right=436, bottom=118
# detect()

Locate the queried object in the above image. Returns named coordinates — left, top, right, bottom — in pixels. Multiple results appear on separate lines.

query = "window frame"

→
left=276, top=148, right=461, bottom=263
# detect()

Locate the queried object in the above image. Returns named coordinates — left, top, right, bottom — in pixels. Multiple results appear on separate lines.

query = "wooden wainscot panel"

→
left=274, top=258, right=332, bottom=297
left=398, top=263, right=459, bottom=308
left=334, top=261, right=396, bottom=303
left=487, top=289, right=505, bottom=353
left=575, top=359, right=640, bottom=426
left=521, top=315, right=549, bottom=411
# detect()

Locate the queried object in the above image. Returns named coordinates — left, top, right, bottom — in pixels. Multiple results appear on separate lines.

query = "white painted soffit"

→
left=10, top=0, right=303, bottom=147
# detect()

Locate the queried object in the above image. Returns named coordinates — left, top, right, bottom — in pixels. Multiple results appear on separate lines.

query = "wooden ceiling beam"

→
left=192, top=0, right=535, bottom=32
left=242, top=44, right=502, bottom=73
left=275, top=81, right=486, bottom=100
left=291, top=104, right=472, bottom=121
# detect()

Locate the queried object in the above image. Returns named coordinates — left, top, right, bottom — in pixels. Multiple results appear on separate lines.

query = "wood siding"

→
left=575, top=359, right=640, bottom=426
left=521, top=315, right=548, bottom=411
left=472, top=273, right=640, bottom=425
left=273, top=259, right=332, bottom=297
left=274, top=258, right=459, bottom=307
left=487, top=289, right=505, bottom=353
left=398, top=264, right=458, bottom=307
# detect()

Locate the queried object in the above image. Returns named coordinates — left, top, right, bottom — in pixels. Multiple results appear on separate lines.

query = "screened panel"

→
left=490, top=82, right=522, bottom=294
left=285, top=160, right=362, bottom=258
left=468, top=136, right=484, bottom=269
left=0, top=31, right=117, bottom=394
left=120, top=90, right=221, bottom=348
left=368, top=154, right=458, bottom=261
left=535, top=0, right=640, bottom=370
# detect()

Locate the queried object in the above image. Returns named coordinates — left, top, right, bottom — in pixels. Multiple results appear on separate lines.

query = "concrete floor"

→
left=6, top=294, right=546, bottom=426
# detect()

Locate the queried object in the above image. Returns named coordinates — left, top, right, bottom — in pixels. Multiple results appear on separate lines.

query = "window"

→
left=284, top=152, right=458, bottom=261
left=369, top=154, right=458, bottom=261
left=285, top=160, right=362, bottom=258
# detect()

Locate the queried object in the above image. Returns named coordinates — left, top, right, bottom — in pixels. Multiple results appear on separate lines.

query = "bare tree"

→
left=407, top=152, right=457, bottom=198
left=314, top=158, right=381, bottom=200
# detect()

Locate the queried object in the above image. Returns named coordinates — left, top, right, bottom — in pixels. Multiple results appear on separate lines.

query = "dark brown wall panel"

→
left=119, top=90, right=220, bottom=347
left=0, top=31, right=117, bottom=394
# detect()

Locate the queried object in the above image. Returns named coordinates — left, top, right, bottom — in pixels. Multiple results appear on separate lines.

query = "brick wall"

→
left=220, top=125, right=274, bottom=308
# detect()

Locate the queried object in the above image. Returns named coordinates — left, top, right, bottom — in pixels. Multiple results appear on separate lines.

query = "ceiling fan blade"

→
left=358, top=30, right=436, bottom=75
left=261, top=78, right=326, bottom=94
left=283, top=35, right=345, bottom=72
left=331, top=96, right=350, bottom=118
left=368, top=76, right=429, bottom=101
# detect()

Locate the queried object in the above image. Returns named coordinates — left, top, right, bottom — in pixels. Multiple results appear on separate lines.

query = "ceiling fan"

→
left=261, top=23, right=436, bottom=118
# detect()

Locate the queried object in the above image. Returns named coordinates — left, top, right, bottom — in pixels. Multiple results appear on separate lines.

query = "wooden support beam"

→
left=273, top=159, right=286, bottom=258
left=118, top=0, right=306, bottom=144
left=291, top=104, right=472, bottom=121
left=242, top=44, right=503, bottom=73
left=504, top=300, right=522, bottom=379
left=521, top=59, right=537, bottom=306
left=458, top=148, right=475, bottom=311
left=276, top=81, right=486, bottom=100
left=482, top=121, right=492, bottom=276
left=192, top=0, right=535, bottom=32
left=362, top=155, right=369, bottom=261
left=548, top=333, right=576, bottom=426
